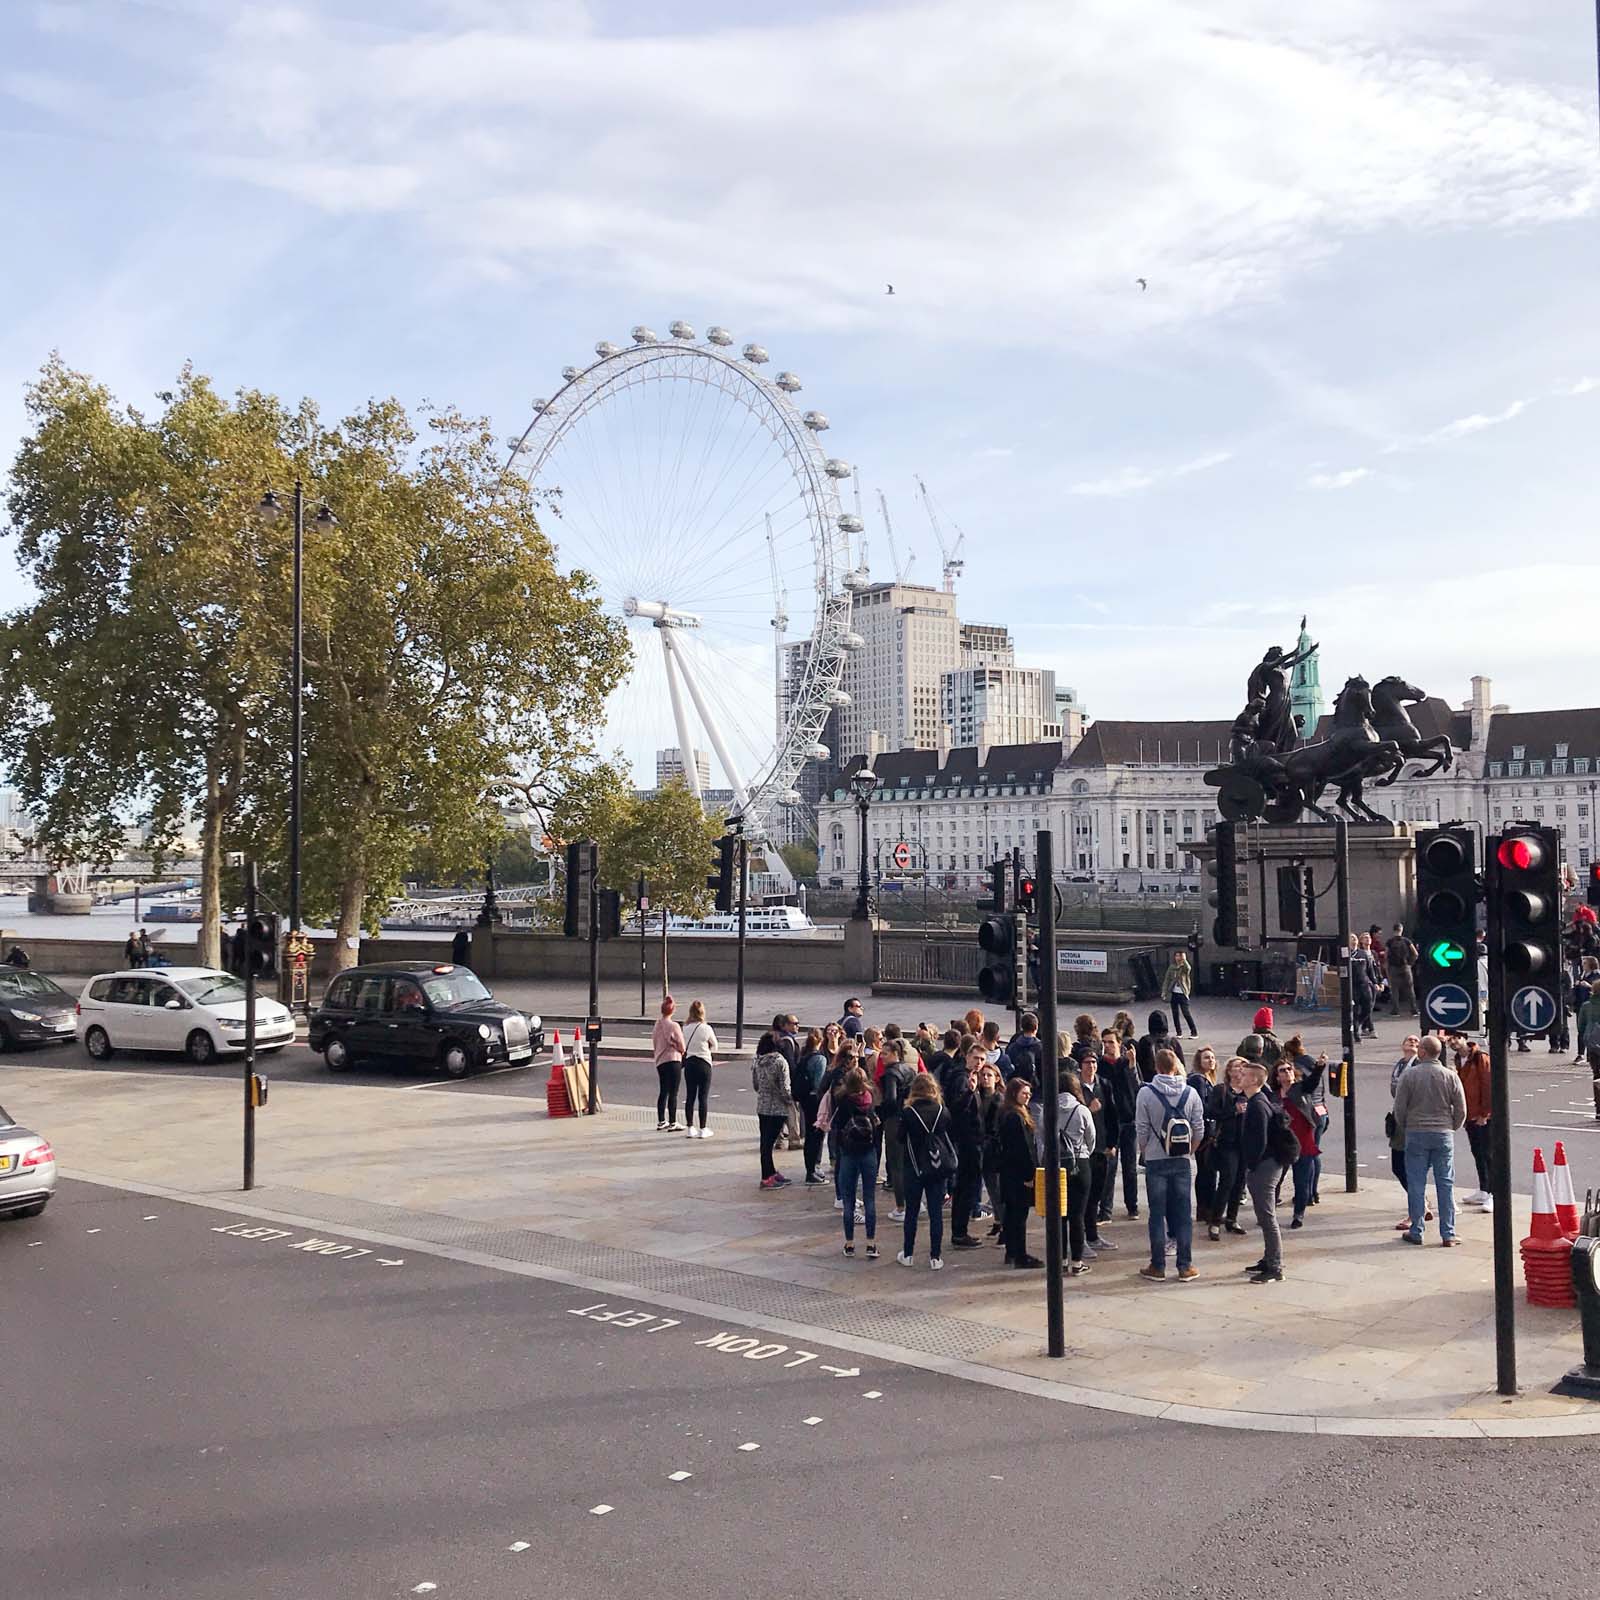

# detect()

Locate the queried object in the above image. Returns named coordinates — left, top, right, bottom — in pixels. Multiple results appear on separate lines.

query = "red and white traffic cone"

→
left=1552, top=1141, right=1581, bottom=1239
left=1521, top=1146, right=1576, bottom=1307
left=545, top=1029, right=573, bottom=1119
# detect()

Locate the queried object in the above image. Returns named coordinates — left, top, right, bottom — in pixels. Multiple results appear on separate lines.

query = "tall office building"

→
left=940, top=665, right=1058, bottom=748
left=959, top=621, right=1014, bottom=668
left=656, top=747, right=711, bottom=791
left=835, top=580, right=962, bottom=758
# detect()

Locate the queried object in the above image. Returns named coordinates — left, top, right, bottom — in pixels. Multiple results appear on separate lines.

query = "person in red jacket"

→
left=1449, top=1033, right=1493, bottom=1210
left=1271, top=1045, right=1327, bottom=1229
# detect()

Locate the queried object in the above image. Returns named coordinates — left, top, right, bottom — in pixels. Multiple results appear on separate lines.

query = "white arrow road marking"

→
left=668, top=1471, right=692, bottom=1482
left=377, top=1257, right=405, bottom=1266
left=819, top=1365, right=860, bottom=1378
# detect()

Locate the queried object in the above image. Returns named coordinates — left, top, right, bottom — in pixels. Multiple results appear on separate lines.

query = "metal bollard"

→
left=1554, top=1189, right=1600, bottom=1399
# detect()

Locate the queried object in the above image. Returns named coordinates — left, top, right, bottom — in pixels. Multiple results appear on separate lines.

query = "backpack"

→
left=1267, top=1103, right=1301, bottom=1165
left=913, top=1105, right=957, bottom=1176
left=838, top=1104, right=878, bottom=1157
left=1156, top=1089, right=1195, bottom=1158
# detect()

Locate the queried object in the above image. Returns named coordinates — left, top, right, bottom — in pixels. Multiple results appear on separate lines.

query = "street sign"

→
left=1509, top=985, right=1558, bottom=1034
left=891, top=840, right=911, bottom=870
left=1056, top=948, right=1109, bottom=974
left=1422, top=982, right=1474, bottom=1028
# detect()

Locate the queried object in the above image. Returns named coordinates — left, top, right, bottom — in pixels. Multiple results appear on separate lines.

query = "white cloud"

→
left=1417, top=397, right=1533, bottom=445
left=1563, top=377, right=1599, bottom=396
left=1070, top=448, right=1231, bottom=498
left=1307, top=466, right=1373, bottom=490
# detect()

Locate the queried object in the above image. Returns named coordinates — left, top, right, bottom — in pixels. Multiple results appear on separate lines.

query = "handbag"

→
left=815, top=1091, right=835, bottom=1132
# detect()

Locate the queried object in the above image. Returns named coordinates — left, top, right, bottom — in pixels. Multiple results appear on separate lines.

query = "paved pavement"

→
left=7, top=1181, right=1600, bottom=1600
left=5, top=1058, right=1596, bottom=1436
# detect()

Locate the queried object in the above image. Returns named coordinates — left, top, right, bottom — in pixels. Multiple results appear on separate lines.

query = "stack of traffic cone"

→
left=1552, top=1142, right=1581, bottom=1239
left=546, top=1029, right=573, bottom=1118
left=1520, top=1147, right=1575, bottom=1307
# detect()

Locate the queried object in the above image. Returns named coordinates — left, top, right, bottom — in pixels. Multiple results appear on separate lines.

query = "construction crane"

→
left=877, top=488, right=915, bottom=583
left=914, top=474, right=965, bottom=593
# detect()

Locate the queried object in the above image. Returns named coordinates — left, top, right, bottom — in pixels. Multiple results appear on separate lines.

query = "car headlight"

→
left=477, top=1023, right=493, bottom=1040
left=527, top=1014, right=542, bottom=1030
left=11, top=1010, right=41, bottom=1022
left=218, top=1018, right=246, bottom=1030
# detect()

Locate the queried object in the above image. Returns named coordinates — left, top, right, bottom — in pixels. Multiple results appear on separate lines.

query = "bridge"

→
left=0, top=858, right=201, bottom=912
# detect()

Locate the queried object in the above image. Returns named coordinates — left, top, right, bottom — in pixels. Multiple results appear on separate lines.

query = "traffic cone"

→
left=1552, top=1142, right=1581, bottom=1238
left=545, top=1030, right=573, bottom=1119
left=1527, top=1147, right=1561, bottom=1243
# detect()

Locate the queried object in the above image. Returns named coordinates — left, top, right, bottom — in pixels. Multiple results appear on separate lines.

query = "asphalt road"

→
left=6, top=1178, right=1599, bottom=1600
left=8, top=1026, right=1598, bottom=1196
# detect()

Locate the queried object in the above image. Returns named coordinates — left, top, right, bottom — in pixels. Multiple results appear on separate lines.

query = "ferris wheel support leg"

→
left=670, top=635, right=752, bottom=819
left=659, top=629, right=703, bottom=800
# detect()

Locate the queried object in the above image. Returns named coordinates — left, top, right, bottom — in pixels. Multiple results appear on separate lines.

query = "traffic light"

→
left=1488, top=825, right=1562, bottom=1037
left=1276, top=864, right=1304, bottom=934
left=707, top=834, right=736, bottom=914
left=564, top=840, right=596, bottom=937
left=596, top=888, right=622, bottom=940
left=1207, top=821, right=1239, bottom=947
left=1414, top=826, right=1478, bottom=1033
left=242, top=914, right=278, bottom=980
left=987, top=860, right=1007, bottom=912
left=978, top=912, right=1022, bottom=1006
left=1588, top=861, right=1600, bottom=911
left=1017, top=873, right=1037, bottom=917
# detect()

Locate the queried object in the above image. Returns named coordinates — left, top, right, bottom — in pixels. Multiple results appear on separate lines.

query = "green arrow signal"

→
left=1429, top=940, right=1466, bottom=966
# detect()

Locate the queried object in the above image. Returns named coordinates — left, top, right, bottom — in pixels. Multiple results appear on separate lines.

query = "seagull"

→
left=886, top=283, right=895, bottom=295
left=1136, top=278, right=1147, bottom=291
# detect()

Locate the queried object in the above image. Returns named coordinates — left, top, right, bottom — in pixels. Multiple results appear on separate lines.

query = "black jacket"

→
left=1099, top=1056, right=1140, bottom=1127
left=879, top=1060, right=913, bottom=1118
left=1207, top=1080, right=1249, bottom=1150
left=945, top=1084, right=982, bottom=1155
left=1005, top=1033, right=1043, bottom=1085
left=1241, top=1089, right=1280, bottom=1168
left=998, top=1107, right=1037, bottom=1185
left=900, top=1100, right=957, bottom=1179
left=977, top=1088, right=1005, bottom=1166
left=1136, top=1026, right=1185, bottom=1083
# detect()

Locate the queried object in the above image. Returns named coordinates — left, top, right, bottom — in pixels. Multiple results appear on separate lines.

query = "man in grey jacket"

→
left=1393, top=1035, right=1467, bottom=1245
left=1134, top=1049, right=1206, bottom=1282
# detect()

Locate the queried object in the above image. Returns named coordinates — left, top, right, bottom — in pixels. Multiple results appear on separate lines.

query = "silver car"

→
left=0, top=1104, right=56, bottom=1219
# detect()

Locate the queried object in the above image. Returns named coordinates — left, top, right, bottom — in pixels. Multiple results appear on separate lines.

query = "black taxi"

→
left=308, top=962, right=543, bottom=1077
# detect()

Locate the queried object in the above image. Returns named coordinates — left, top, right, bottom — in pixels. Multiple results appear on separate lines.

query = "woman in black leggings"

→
left=651, top=995, right=685, bottom=1131
left=680, top=1000, right=718, bottom=1138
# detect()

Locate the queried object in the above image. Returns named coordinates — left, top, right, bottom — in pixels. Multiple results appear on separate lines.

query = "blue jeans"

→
left=1292, top=1154, right=1320, bottom=1218
left=838, top=1147, right=878, bottom=1242
left=903, top=1169, right=948, bottom=1260
left=1404, top=1130, right=1456, bottom=1241
left=1144, top=1157, right=1193, bottom=1271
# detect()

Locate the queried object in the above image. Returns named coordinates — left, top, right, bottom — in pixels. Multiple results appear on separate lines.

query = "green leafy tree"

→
left=779, top=840, right=818, bottom=882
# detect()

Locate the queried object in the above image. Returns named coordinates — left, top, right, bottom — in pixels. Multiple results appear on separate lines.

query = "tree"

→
left=779, top=840, right=819, bottom=882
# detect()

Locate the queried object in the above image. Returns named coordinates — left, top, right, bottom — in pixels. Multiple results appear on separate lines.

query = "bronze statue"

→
left=1244, top=638, right=1318, bottom=757
left=1369, top=676, right=1455, bottom=780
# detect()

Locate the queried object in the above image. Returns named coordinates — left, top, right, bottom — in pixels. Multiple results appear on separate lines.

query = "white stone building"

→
left=940, top=665, right=1058, bottom=749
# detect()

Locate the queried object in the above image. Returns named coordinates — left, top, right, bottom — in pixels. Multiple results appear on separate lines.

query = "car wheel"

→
left=8, top=1201, right=47, bottom=1220
left=324, top=1036, right=352, bottom=1072
left=186, top=1029, right=218, bottom=1065
left=85, top=1025, right=113, bottom=1060
left=442, top=1041, right=472, bottom=1079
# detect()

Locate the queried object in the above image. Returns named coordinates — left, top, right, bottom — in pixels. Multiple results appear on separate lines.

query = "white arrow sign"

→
left=377, top=1257, right=405, bottom=1267
left=1510, top=986, right=1556, bottom=1032
left=819, top=1364, right=861, bottom=1378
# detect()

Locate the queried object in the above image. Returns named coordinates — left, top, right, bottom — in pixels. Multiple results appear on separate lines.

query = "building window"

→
left=1488, top=762, right=1503, bottom=778
left=1533, top=805, right=1545, bottom=817
left=1577, top=759, right=1592, bottom=775
left=1556, top=743, right=1569, bottom=758
left=1512, top=745, right=1525, bottom=760
left=1556, top=805, right=1566, bottom=819
left=1531, top=760, right=1546, bottom=777
left=1553, top=760, right=1568, bottom=776
left=1509, top=762, right=1524, bottom=777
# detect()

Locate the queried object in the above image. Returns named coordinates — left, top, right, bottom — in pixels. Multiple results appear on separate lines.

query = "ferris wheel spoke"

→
left=686, top=494, right=814, bottom=604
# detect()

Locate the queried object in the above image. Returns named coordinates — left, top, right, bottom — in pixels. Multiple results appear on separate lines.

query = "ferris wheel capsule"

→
left=668, top=320, right=695, bottom=340
left=774, top=371, right=801, bottom=392
left=561, top=365, right=581, bottom=382
left=837, top=513, right=864, bottom=534
left=824, top=459, right=852, bottom=479
left=780, top=790, right=802, bottom=806
left=808, top=743, right=831, bottom=761
left=595, top=340, right=621, bottom=358
left=742, top=343, right=769, bottom=364
left=802, top=410, right=829, bottom=431
left=705, top=326, right=734, bottom=346
left=843, top=567, right=870, bottom=592
left=827, top=689, right=853, bottom=707
left=631, top=326, right=659, bottom=344
left=842, top=632, right=865, bottom=650
left=530, top=398, right=551, bottom=415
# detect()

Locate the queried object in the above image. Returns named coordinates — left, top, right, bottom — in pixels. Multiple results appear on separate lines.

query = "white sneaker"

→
left=854, top=1206, right=866, bottom=1223
left=685, top=1127, right=698, bottom=1138
left=667, top=1122, right=682, bottom=1132
left=1479, top=1194, right=1493, bottom=1212
left=890, top=1208, right=906, bottom=1222
left=834, top=1198, right=845, bottom=1211
left=1463, top=1190, right=1486, bottom=1206
left=930, top=1256, right=944, bottom=1271
left=699, top=1127, right=714, bottom=1139
left=896, top=1251, right=914, bottom=1267
left=657, top=1120, right=668, bottom=1131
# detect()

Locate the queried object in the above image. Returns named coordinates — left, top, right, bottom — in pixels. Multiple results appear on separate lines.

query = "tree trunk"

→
left=334, top=870, right=366, bottom=971
left=198, top=766, right=223, bottom=969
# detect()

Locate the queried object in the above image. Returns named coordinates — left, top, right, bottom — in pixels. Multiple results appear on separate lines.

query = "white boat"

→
left=638, top=905, right=834, bottom=938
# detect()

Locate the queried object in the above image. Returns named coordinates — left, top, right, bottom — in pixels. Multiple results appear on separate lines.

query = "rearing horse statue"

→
left=1370, top=675, right=1455, bottom=782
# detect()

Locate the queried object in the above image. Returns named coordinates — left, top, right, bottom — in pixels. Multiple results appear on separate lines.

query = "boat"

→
left=635, top=905, right=834, bottom=938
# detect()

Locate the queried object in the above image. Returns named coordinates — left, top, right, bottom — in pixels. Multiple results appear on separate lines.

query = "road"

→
left=6, top=1178, right=1598, bottom=1600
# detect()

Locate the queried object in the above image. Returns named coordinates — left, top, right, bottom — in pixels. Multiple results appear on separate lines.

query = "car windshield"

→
left=0, top=971, right=64, bottom=1001
left=420, top=970, right=493, bottom=1008
left=177, top=974, right=248, bottom=1005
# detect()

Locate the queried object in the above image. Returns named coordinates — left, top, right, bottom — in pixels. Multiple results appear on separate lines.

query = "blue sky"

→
left=3, top=0, right=1597, bottom=763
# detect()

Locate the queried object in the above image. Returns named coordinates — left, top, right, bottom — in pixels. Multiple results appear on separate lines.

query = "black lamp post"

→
left=851, top=766, right=876, bottom=920
left=256, top=481, right=336, bottom=946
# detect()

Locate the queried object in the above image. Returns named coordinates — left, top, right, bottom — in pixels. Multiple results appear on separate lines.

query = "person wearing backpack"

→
left=1386, top=925, right=1419, bottom=1016
left=833, top=1066, right=882, bottom=1259
left=898, top=1074, right=958, bottom=1269
left=1037, top=1064, right=1098, bottom=1275
left=997, top=1076, right=1042, bottom=1268
left=1239, top=1059, right=1298, bottom=1282
left=792, top=1028, right=829, bottom=1184
left=680, top=1000, right=718, bottom=1139
left=1134, top=1048, right=1206, bottom=1282
left=880, top=1038, right=916, bottom=1220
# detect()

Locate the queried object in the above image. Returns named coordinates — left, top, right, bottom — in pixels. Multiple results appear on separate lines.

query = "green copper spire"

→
left=1289, top=615, right=1325, bottom=740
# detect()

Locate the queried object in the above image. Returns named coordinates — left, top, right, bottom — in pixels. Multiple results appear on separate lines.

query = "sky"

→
left=2, top=0, right=1597, bottom=783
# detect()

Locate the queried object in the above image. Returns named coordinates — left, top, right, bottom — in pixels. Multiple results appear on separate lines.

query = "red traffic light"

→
left=1496, top=835, right=1546, bottom=872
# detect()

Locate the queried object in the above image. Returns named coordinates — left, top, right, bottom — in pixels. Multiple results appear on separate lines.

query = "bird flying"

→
left=886, top=284, right=895, bottom=295
left=1136, top=278, right=1147, bottom=291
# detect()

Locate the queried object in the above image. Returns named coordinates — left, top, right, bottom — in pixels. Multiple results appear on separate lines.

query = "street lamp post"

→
left=851, top=767, right=875, bottom=920
left=257, top=482, right=336, bottom=955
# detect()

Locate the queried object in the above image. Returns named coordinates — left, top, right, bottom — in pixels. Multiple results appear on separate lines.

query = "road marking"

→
left=668, top=1470, right=692, bottom=1481
left=143, top=1214, right=159, bottom=1220
left=803, top=1416, right=822, bottom=1426
left=738, top=1441, right=760, bottom=1451
left=378, top=1257, right=405, bottom=1266
left=1516, top=1124, right=1600, bottom=1134
left=86, top=1227, right=101, bottom=1233
left=819, top=1363, right=861, bottom=1378
left=590, top=1504, right=614, bottom=1515
left=27, top=1240, right=42, bottom=1247
left=411, top=1585, right=438, bottom=1594
left=212, top=1220, right=404, bottom=1266
left=570, top=1303, right=680, bottom=1332
left=862, top=1389, right=883, bottom=1399
left=508, top=1541, right=530, bottom=1552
